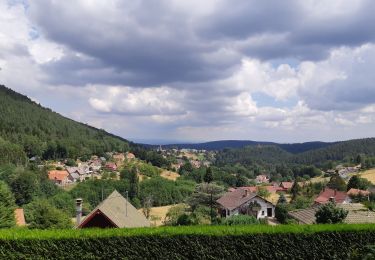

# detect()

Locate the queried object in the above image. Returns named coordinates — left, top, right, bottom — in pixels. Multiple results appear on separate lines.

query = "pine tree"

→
left=129, top=166, right=139, bottom=199
left=0, top=181, right=16, bottom=228
left=203, top=167, right=213, bottom=184
left=291, top=180, right=299, bottom=201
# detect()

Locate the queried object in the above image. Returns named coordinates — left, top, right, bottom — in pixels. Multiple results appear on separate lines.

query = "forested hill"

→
left=0, top=85, right=132, bottom=163
left=215, top=138, right=375, bottom=167
left=155, top=140, right=334, bottom=153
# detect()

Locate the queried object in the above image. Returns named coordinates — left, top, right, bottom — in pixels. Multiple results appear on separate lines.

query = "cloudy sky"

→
left=1, top=0, right=375, bottom=144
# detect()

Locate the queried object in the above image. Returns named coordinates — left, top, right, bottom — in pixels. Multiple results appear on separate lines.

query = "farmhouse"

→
left=48, top=170, right=70, bottom=186
left=255, top=174, right=269, bottom=184
left=217, top=188, right=275, bottom=219
left=77, top=190, right=150, bottom=228
left=347, top=188, right=370, bottom=197
left=314, top=188, right=351, bottom=205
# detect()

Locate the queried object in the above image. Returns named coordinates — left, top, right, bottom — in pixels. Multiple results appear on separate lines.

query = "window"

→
left=262, top=211, right=265, bottom=215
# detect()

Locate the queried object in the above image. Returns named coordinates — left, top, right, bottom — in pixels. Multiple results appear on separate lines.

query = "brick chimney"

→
left=76, top=198, right=83, bottom=226
left=243, top=189, right=248, bottom=198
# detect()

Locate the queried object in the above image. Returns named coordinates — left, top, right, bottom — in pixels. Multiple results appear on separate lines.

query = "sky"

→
left=1, top=0, right=375, bottom=144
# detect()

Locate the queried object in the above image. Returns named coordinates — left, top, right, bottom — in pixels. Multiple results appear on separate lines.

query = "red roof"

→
left=48, top=170, right=69, bottom=181
left=280, top=182, right=293, bottom=189
left=314, top=188, right=348, bottom=204
left=347, top=188, right=370, bottom=196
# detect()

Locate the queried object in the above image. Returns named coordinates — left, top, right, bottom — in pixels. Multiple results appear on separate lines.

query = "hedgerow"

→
left=1, top=224, right=375, bottom=259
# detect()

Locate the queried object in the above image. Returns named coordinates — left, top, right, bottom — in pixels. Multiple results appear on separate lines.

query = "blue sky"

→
left=1, top=0, right=375, bottom=143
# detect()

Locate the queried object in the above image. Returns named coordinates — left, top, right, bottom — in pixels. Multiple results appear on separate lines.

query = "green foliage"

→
left=164, top=204, right=187, bottom=226
left=24, top=200, right=72, bottom=229
left=49, top=192, right=75, bottom=217
left=327, top=174, right=347, bottom=192
left=1, top=225, right=375, bottom=258
left=275, top=204, right=289, bottom=224
left=203, top=167, right=213, bottom=184
left=277, top=193, right=287, bottom=204
left=9, top=170, right=38, bottom=206
left=222, top=215, right=261, bottom=225
left=315, top=202, right=349, bottom=224
left=139, top=178, right=195, bottom=206
left=186, top=183, right=224, bottom=211
left=257, top=186, right=271, bottom=198
left=291, top=196, right=312, bottom=210
left=347, top=175, right=371, bottom=191
left=176, top=213, right=192, bottom=226
left=0, top=181, right=16, bottom=228
left=291, top=180, right=300, bottom=200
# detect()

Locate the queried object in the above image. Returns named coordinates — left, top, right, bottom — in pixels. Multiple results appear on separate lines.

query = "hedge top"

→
left=1, top=224, right=375, bottom=241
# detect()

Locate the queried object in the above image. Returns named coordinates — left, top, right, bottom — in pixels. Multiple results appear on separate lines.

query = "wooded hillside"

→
left=0, top=85, right=130, bottom=161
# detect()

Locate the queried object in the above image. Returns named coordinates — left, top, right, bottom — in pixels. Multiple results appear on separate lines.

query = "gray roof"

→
left=79, top=190, right=150, bottom=228
left=289, top=203, right=375, bottom=224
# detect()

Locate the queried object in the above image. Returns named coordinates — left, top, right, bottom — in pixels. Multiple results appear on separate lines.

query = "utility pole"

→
left=126, top=191, right=128, bottom=217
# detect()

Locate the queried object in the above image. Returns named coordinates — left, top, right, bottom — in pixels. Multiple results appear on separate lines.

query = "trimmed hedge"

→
left=1, top=225, right=375, bottom=259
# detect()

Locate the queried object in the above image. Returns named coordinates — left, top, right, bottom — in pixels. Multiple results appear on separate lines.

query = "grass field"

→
left=138, top=204, right=183, bottom=226
left=160, top=170, right=180, bottom=181
left=359, top=168, right=375, bottom=184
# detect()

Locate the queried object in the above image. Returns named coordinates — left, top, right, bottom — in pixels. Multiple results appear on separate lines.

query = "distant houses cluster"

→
left=47, top=152, right=136, bottom=186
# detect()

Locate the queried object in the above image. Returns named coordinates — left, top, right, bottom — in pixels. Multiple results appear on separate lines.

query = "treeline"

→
left=215, top=138, right=375, bottom=169
left=0, top=85, right=132, bottom=160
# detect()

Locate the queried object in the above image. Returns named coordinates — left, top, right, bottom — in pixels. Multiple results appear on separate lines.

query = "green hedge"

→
left=1, top=225, right=375, bottom=259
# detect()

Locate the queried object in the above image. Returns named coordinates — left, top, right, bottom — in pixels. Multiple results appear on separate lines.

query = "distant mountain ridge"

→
left=147, top=140, right=336, bottom=154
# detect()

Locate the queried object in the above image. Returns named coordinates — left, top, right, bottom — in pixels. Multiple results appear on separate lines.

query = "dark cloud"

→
left=28, top=0, right=375, bottom=87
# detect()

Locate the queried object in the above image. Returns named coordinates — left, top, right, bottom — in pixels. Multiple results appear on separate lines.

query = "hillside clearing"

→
left=138, top=204, right=179, bottom=226
left=160, top=170, right=180, bottom=181
left=359, top=168, right=375, bottom=184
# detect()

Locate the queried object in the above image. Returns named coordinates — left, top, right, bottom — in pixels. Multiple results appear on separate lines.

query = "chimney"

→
left=334, top=189, right=337, bottom=196
left=76, top=198, right=83, bottom=226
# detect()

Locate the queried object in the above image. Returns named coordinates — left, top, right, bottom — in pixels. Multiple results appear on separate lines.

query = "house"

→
left=48, top=170, right=70, bottom=186
left=77, top=190, right=150, bottom=228
left=280, top=182, right=293, bottom=191
left=347, top=188, right=370, bottom=197
left=216, top=188, right=275, bottom=219
left=126, top=152, right=136, bottom=160
left=255, top=174, right=269, bottom=184
left=14, top=208, right=26, bottom=226
left=105, top=162, right=117, bottom=171
left=66, top=166, right=92, bottom=182
left=289, top=203, right=375, bottom=224
left=113, top=153, right=125, bottom=163
left=314, top=188, right=351, bottom=205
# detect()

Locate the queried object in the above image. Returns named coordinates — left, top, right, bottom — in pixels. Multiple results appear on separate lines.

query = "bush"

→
left=315, top=202, right=348, bottom=224
left=222, top=215, right=261, bottom=225
left=275, top=204, right=289, bottom=224
left=1, top=225, right=375, bottom=259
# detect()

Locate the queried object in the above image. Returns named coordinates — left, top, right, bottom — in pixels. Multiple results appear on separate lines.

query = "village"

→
left=8, top=148, right=373, bottom=229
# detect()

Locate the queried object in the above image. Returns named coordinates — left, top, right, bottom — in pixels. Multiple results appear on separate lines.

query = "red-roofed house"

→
left=255, top=174, right=269, bottom=184
left=48, top=170, right=69, bottom=186
left=314, top=188, right=351, bottom=205
left=280, top=182, right=293, bottom=191
left=105, top=162, right=118, bottom=171
left=217, top=188, right=275, bottom=219
left=126, top=152, right=136, bottom=160
left=347, top=188, right=370, bottom=197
